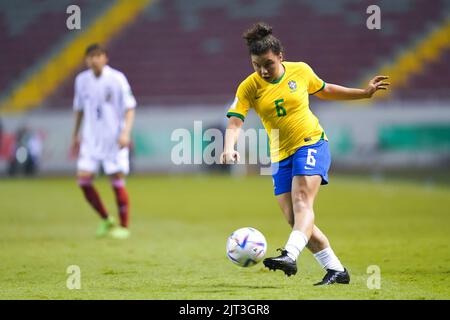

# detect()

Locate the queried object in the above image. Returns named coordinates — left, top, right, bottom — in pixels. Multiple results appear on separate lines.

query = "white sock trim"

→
left=284, top=230, right=308, bottom=261
left=313, top=247, right=345, bottom=272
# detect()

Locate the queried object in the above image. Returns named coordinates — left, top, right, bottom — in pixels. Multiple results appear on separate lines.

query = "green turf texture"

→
left=0, top=175, right=449, bottom=299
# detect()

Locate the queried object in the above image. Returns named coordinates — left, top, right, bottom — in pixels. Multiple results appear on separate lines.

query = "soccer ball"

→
left=226, top=227, right=267, bottom=267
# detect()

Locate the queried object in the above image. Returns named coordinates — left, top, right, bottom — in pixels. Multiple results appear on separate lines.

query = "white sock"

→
left=284, top=230, right=308, bottom=261
left=313, top=247, right=345, bottom=272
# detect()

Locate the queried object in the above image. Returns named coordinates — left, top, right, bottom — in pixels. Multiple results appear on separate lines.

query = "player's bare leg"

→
left=267, top=183, right=350, bottom=284
left=264, top=175, right=320, bottom=275
left=108, top=171, right=130, bottom=239
left=266, top=176, right=350, bottom=284
left=291, top=175, right=321, bottom=239
left=275, top=192, right=329, bottom=251
left=77, top=170, right=114, bottom=237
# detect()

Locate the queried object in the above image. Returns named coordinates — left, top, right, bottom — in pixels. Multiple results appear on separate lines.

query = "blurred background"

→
left=0, top=0, right=449, bottom=181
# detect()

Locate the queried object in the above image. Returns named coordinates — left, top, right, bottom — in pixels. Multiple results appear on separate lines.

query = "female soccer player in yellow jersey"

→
left=221, top=22, right=389, bottom=285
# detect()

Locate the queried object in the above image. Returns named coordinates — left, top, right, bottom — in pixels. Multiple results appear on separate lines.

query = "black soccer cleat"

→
left=263, top=248, right=297, bottom=277
left=314, top=268, right=350, bottom=286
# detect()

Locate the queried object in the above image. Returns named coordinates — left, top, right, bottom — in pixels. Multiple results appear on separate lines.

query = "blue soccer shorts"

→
left=271, top=140, right=331, bottom=196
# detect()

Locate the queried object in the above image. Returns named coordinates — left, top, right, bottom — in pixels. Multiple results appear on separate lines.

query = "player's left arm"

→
left=118, top=73, right=137, bottom=148
left=315, top=75, right=390, bottom=100
left=119, top=108, right=135, bottom=148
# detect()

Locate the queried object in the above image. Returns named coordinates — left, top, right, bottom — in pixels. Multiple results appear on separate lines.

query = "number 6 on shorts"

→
left=306, top=148, right=317, bottom=167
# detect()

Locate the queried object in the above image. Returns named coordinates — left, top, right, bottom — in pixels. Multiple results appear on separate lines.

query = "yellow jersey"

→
left=227, top=61, right=327, bottom=163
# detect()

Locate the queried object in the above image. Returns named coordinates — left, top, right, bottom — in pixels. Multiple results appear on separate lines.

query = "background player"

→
left=71, top=44, right=136, bottom=239
left=221, top=22, right=389, bottom=285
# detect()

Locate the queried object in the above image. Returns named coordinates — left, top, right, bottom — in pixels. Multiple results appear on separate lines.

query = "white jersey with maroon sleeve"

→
left=73, top=65, right=136, bottom=174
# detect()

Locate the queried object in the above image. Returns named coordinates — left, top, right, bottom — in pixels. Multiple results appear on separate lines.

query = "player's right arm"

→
left=71, top=111, right=83, bottom=157
left=220, top=78, right=253, bottom=164
left=221, top=116, right=243, bottom=164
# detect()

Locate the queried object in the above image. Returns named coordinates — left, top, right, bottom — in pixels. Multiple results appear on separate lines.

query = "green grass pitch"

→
left=0, top=174, right=449, bottom=299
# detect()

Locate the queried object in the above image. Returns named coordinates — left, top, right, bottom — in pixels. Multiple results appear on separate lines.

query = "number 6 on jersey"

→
left=275, top=98, right=286, bottom=117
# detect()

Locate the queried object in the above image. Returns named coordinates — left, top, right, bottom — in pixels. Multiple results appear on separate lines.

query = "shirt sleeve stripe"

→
left=310, top=81, right=326, bottom=95
left=226, top=112, right=245, bottom=122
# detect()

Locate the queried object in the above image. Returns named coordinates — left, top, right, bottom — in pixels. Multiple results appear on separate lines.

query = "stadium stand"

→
left=0, top=0, right=71, bottom=96
left=396, top=47, right=450, bottom=100
left=1, top=0, right=449, bottom=110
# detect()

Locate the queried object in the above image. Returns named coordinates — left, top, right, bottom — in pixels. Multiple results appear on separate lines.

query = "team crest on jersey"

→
left=288, top=80, right=297, bottom=92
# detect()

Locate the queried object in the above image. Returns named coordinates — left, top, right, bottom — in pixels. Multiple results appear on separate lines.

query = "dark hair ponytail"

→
left=242, top=22, right=283, bottom=55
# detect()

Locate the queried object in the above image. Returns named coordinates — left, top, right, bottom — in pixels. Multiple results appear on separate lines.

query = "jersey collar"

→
left=270, top=63, right=286, bottom=84
left=91, top=65, right=111, bottom=79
